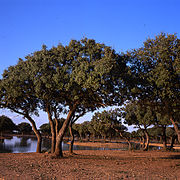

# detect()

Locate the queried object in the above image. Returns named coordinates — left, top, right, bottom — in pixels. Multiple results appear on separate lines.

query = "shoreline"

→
left=1, top=134, right=180, bottom=150
left=69, top=141, right=180, bottom=150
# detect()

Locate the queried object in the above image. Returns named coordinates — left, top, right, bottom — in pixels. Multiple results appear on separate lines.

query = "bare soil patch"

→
left=70, top=141, right=180, bottom=150
left=68, top=141, right=129, bottom=149
left=0, top=150, right=180, bottom=180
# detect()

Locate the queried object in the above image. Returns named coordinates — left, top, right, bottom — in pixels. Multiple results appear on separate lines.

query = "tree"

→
left=88, top=121, right=99, bottom=141
left=128, top=33, right=180, bottom=142
left=148, top=126, right=162, bottom=142
left=72, top=123, right=81, bottom=138
left=17, top=122, right=32, bottom=135
left=0, top=60, right=42, bottom=153
left=91, top=110, right=115, bottom=141
left=0, top=115, right=16, bottom=135
left=91, top=109, right=129, bottom=146
left=123, top=101, right=155, bottom=151
left=22, top=45, right=63, bottom=153
left=52, top=39, right=127, bottom=157
left=153, top=112, right=171, bottom=150
left=0, top=37, right=129, bottom=156
left=23, top=38, right=128, bottom=157
left=110, top=109, right=133, bottom=150
left=39, top=123, right=51, bottom=135
left=68, top=106, right=90, bottom=154
left=166, top=127, right=178, bottom=149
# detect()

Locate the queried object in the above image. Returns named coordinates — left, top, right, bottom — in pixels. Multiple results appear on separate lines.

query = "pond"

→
left=0, top=136, right=128, bottom=153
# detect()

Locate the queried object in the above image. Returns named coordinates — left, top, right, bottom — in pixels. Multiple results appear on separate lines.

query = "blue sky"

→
left=0, top=0, right=180, bottom=129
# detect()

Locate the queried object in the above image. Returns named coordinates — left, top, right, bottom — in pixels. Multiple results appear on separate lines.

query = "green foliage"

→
left=72, top=109, right=129, bottom=140
left=0, top=59, right=39, bottom=116
left=147, top=126, right=176, bottom=140
left=91, top=109, right=127, bottom=138
left=39, top=123, right=51, bottom=135
left=123, top=101, right=155, bottom=129
left=23, top=38, right=126, bottom=112
left=72, top=121, right=90, bottom=139
left=72, top=123, right=81, bottom=137
left=166, top=127, right=176, bottom=137
left=1, top=34, right=179, bottom=149
left=0, top=37, right=128, bottom=155
left=17, top=122, right=32, bottom=134
left=0, top=115, right=17, bottom=133
left=128, top=32, right=180, bottom=119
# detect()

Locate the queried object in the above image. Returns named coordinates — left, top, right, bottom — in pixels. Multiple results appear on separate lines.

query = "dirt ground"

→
left=68, top=141, right=130, bottom=149
left=0, top=149, right=180, bottom=180
left=72, top=141, right=180, bottom=151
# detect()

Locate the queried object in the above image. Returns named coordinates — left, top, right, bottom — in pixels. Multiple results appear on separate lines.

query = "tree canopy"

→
left=128, top=33, right=180, bottom=141
left=0, top=115, right=17, bottom=134
left=17, top=122, right=32, bottom=135
left=0, top=33, right=179, bottom=154
left=0, top=38, right=129, bottom=156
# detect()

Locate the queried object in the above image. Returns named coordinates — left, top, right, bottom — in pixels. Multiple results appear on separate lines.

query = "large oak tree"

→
left=128, top=33, right=180, bottom=142
left=0, top=38, right=128, bottom=157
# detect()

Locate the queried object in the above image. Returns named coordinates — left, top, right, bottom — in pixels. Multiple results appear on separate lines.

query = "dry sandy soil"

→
left=72, top=141, right=180, bottom=150
left=0, top=148, right=180, bottom=180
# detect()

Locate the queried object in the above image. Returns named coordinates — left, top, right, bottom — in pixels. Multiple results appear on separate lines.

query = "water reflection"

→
left=0, top=136, right=39, bottom=153
left=0, top=136, right=161, bottom=153
left=0, top=136, right=129, bottom=153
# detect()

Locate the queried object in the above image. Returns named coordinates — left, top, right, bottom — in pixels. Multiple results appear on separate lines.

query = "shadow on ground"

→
left=161, top=155, right=180, bottom=160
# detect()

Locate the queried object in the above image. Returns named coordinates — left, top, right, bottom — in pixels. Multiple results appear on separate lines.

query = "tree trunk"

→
left=54, top=109, right=59, bottom=136
left=141, top=136, right=145, bottom=149
left=162, top=126, right=167, bottom=150
left=119, top=132, right=132, bottom=151
left=143, top=131, right=149, bottom=151
left=47, top=108, right=56, bottom=153
left=170, top=116, right=180, bottom=143
left=54, top=104, right=77, bottom=157
left=25, top=115, right=42, bottom=153
left=109, top=135, right=112, bottom=142
left=80, top=133, right=83, bottom=141
left=69, top=122, right=74, bottom=154
left=127, top=139, right=132, bottom=150
left=103, top=135, right=106, bottom=143
left=170, top=135, right=176, bottom=149
left=92, top=134, right=95, bottom=142
left=55, top=117, right=59, bottom=138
